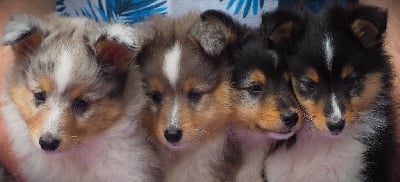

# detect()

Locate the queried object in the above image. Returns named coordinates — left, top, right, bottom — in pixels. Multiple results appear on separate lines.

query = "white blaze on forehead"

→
left=163, top=41, right=181, bottom=87
left=324, top=34, right=334, bottom=70
left=43, top=101, right=63, bottom=134
left=330, top=93, right=342, bottom=122
left=55, top=50, right=73, bottom=92
left=168, top=100, right=180, bottom=128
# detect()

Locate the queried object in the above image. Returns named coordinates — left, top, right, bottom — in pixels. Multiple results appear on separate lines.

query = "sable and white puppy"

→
left=262, top=4, right=395, bottom=182
left=137, top=10, right=242, bottom=181
left=0, top=14, right=161, bottom=182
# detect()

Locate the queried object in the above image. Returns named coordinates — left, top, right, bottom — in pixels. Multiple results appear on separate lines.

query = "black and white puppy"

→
left=262, top=4, right=394, bottom=182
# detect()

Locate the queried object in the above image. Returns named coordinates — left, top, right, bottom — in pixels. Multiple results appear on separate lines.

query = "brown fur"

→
left=137, top=11, right=240, bottom=181
left=3, top=14, right=142, bottom=152
left=234, top=96, right=280, bottom=132
left=351, top=19, right=380, bottom=48
left=8, top=77, right=124, bottom=151
left=341, top=65, right=354, bottom=79
left=37, top=77, right=54, bottom=94
left=12, top=31, right=43, bottom=61
left=249, top=70, right=267, bottom=84
left=283, top=71, right=290, bottom=82
left=344, top=73, right=383, bottom=127
left=292, top=79, right=327, bottom=131
left=138, top=13, right=234, bottom=146
left=305, top=68, right=319, bottom=83
left=9, top=83, right=47, bottom=142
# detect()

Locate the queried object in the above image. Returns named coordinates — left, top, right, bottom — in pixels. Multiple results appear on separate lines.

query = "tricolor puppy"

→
left=229, top=30, right=302, bottom=182
left=262, top=4, right=394, bottom=182
left=0, top=15, right=161, bottom=181
left=137, top=10, right=241, bottom=181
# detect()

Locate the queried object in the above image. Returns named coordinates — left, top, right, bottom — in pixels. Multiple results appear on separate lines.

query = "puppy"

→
left=0, top=14, right=161, bottom=181
left=262, top=4, right=394, bottom=182
left=136, top=10, right=242, bottom=181
left=229, top=30, right=303, bottom=182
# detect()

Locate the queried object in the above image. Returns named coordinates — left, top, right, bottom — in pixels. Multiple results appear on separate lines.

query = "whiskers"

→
left=299, top=105, right=313, bottom=122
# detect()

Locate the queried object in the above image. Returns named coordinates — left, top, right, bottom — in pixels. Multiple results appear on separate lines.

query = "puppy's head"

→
left=138, top=11, right=241, bottom=149
left=2, top=15, right=143, bottom=152
left=262, top=4, right=389, bottom=137
left=231, top=31, right=302, bottom=140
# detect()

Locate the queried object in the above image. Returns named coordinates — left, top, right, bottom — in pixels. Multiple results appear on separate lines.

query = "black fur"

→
left=262, top=4, right=394, bottom=181
left=231, top=31, right=298, bottom=111
left=229, top=27, right=301, bottom=182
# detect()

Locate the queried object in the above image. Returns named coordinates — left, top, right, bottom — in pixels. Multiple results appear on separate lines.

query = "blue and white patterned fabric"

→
left=278, top=0, right=358, bottom=13
left=56, top=0, right=356, bottom=27
left=56, top=0, right=168, bottom=24
left=166, top=0, right=279, bottom=27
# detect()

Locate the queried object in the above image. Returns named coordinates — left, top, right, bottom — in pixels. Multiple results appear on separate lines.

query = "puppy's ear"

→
left=261, top=8, right=307, bottom=51
left=190, top=10, right=242, bottom=57
left=94, top=23, right=153, bottom=72
left=349, top=5, right=387, bottom=48
left=1, top=14, right=44, bottom=61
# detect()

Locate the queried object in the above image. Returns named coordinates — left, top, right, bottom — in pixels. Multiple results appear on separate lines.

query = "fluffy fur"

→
left=229, top=30, right=303, bottom=182
left=262, top=4, right=394, bottom=182
left=0, top=14, right=161, bottom=182
left=136, top=10, right=243, bottom=181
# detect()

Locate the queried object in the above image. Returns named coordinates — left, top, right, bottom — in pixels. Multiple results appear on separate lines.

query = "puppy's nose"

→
left=327, top=120, right=345, bottom=135
left=39, top=135, right=60, bottom=151
left=281, top=111, right=299, bottom=128
left=164, top=128, right=183, bottom=144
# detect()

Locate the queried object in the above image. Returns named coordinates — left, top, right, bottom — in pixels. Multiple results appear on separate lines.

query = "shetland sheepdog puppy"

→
left=0, top=14, right=161, bottom=182
left=229, top=29, right=302, bottom=182
left=261, top=4, right=395, bottom=182
left=136, top=10, right=243, bottom=181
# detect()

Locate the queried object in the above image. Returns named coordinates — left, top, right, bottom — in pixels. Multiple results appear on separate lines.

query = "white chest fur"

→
left=161, top=132, right=231, bottom=182
left=265, top=123, right=366, bottom=182
left=232, top=131, right=273, bottom=182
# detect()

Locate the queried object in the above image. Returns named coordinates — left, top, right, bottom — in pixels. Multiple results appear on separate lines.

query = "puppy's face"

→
left=262, top=5, right=388, bottom=136
left=139, top=11, right=239, bottom=149
left=3, top=15, right=140, bottom=152
left=232, top=33, right=301, bottom=140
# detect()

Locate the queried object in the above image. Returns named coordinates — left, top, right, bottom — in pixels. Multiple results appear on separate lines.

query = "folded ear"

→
left=261, top=8, right=307, bottom=51
left=1, top=14, right=44, bottom=61
left=349, top=5, right=387, bottom=48
left=94, top=23, right=153, bottom=72
left=190, top=10, right=242, bottom=57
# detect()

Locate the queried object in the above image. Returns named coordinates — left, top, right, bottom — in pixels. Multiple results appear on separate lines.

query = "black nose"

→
left=164, top=128, right=183, bottom=144
left=281, top=111, right=299, bottom=128
left=327, top=120, right=345, bottom=134
left=39, top=135, right=60, bottom=151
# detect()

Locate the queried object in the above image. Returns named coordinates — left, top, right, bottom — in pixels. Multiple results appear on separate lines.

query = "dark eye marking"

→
left=300, top=78, right=318, bottom=90
left=72, top=98, right=89, bottom=113
left=146, top=91, right=163, bottom=104
left=34, top=91, right=47, bottom=106
left=188, top=89, right=202, bottom=103
left=247, top=83, right=263, bottom=95
left=343, top=73, right=362, bottom=86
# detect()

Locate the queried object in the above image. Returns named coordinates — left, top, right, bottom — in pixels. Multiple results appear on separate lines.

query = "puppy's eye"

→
left=188, top=90, right=202, bottom=103
left=147, top=91, right=162, bottom=104
left=34, top=91, right=47, bottom=105
left=301, top=79, right=317, bottom=90
left=247, top=83, right=263, bottom=95
left=72, top=98, right=89, bottom=112
left=343, top=74, right=360, bottom=86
